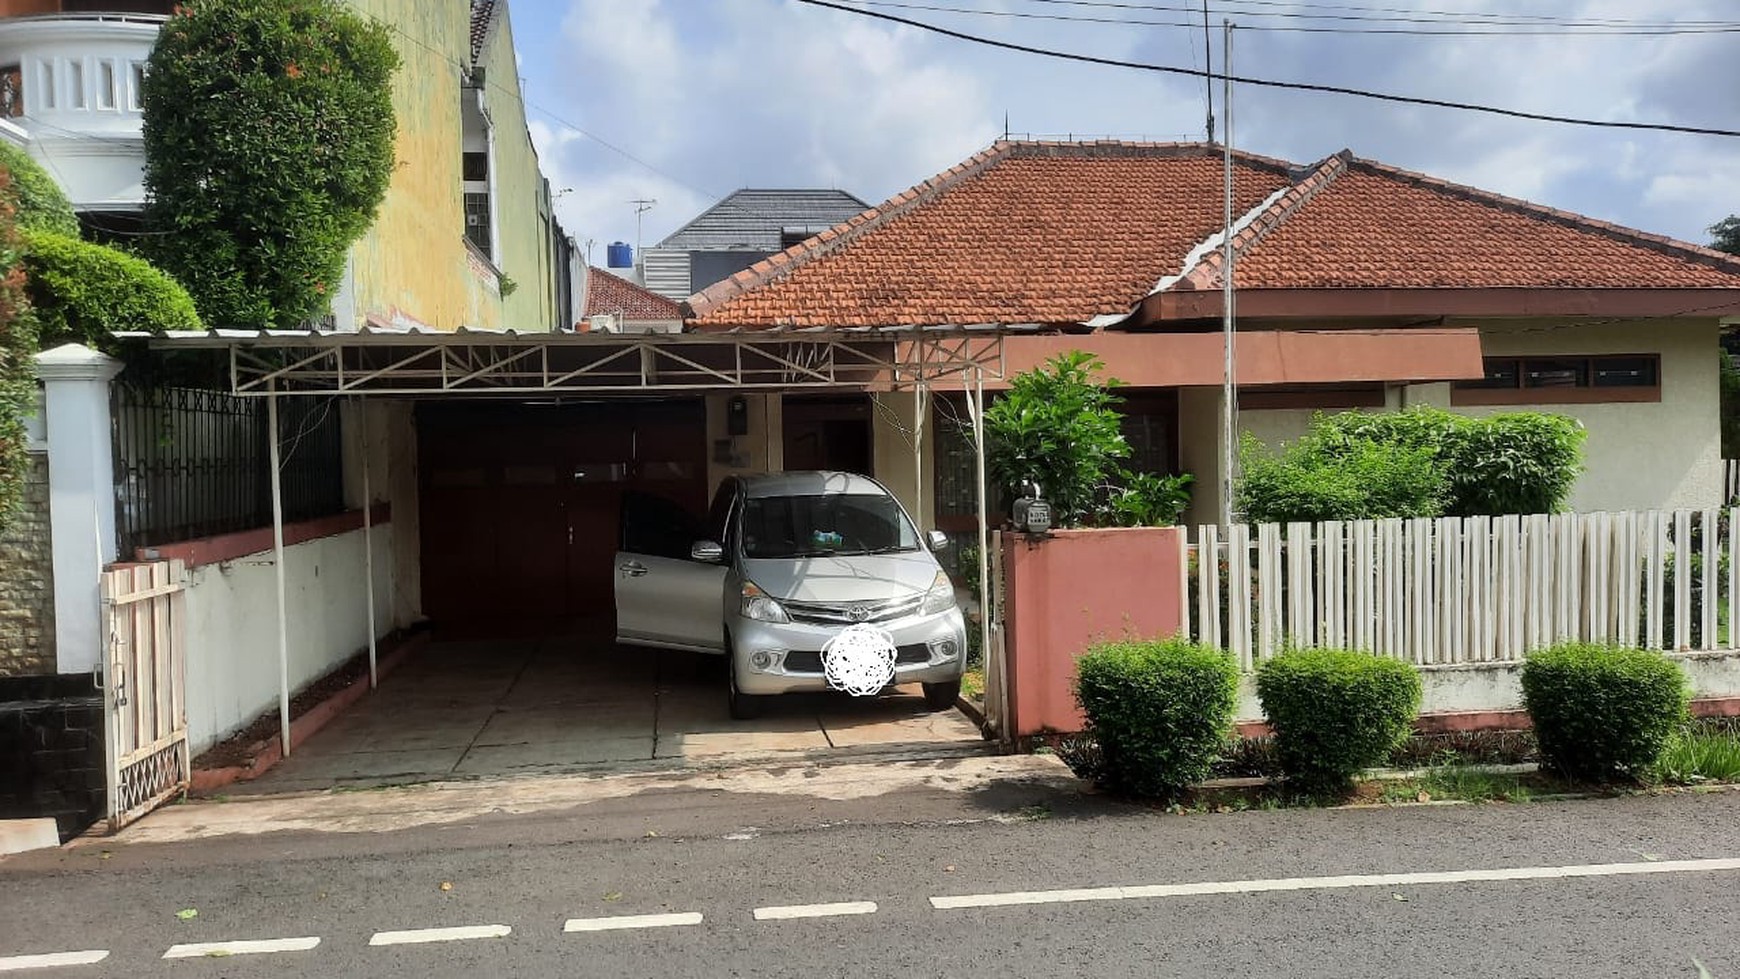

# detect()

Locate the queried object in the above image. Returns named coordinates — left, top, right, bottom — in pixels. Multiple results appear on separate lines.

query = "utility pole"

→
left=1202, top=0, right=1215, bottom=143
left=1220, top=20, right=1237, bottom=528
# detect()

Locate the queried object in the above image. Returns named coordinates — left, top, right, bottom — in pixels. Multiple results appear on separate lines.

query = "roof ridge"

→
left=687, top=141, right=1021, bottom=321
left=1161, top=150, right=1352, bottom=293
left=1350, top=156, right=1740, bottom=274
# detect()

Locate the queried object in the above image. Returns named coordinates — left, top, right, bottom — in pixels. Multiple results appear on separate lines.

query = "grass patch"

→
left=1655, top=727, right=1740, bottom=785
left=959, top=668, right=983, bottom=703
left=1378, top=758, right=1534, bottom=804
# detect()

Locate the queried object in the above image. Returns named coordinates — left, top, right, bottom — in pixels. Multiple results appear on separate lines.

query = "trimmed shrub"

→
left=1444, top=412, right=1584, bottom=517
left=1521, top=642, right=1689, bottom=782
left=1073, top=638, right=1239, bottom=799
left=1237, top=435, right=1442, bottom=525
left=0, top=142, right=78, bottom=236
left=1255, top=648, right=1422, bottom=791
left=22, top=229, right=202, bottom=346
left=142, top=0, right=399, bottom=328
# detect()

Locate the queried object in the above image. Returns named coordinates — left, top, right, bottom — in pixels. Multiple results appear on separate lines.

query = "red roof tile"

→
left=689, top=141, right=1740, bottom=329
left=690, top=142, right=1298, bottom=328
left=584, top=267, right=685, bottom=323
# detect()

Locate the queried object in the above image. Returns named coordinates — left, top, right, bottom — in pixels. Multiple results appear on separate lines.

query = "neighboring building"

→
left=640, top=188, right=868, bottom=301
left=582, top=265, right=683, bottom=334
left=0, top=0, right=573, bottom=331
left=689, top=141, right=1740, bottom=525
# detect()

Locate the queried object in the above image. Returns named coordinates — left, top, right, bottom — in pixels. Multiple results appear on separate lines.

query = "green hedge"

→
left=1520, top=643, right=1689, bottom=782
left=1255, top=648, right=1422, bottom=791
left=1073, top=638, right=1239, bottom=799
left=22, top=229, right=202, bottom=346
left=0, top=142, right=78, bottom=236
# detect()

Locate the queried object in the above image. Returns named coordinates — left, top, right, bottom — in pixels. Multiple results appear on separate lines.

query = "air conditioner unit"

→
left=466, top=213, right=482, bottom=226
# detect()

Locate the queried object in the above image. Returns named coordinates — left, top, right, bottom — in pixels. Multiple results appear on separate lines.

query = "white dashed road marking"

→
left=0, top=951, right=110, bottom=972
left=368, top=925, right=511, bottom=946
left=929, top=857, right=1740, bottom=910
left=563, top=912, right=704, bottom=933
left=163, top=937, right=321, bottom=959
left=753, top=902, right=879, bottom=921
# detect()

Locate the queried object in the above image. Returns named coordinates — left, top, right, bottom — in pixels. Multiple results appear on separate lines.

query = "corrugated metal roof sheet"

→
left=656, top=189, right=871, bottom=252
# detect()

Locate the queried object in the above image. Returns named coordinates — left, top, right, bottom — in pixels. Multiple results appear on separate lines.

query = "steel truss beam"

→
left=218, top=333, right=1006, bottom=397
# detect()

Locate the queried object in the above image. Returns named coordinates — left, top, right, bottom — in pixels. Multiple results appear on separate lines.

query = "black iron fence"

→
left=111, top=383, right=345, bottom=556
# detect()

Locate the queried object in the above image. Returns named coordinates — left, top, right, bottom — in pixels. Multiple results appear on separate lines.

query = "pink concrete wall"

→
left=1002, top=527, right=1186, bottom=736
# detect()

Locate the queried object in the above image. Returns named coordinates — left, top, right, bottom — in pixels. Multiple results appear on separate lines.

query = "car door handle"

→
left=619, top=561, right=648, bottom=577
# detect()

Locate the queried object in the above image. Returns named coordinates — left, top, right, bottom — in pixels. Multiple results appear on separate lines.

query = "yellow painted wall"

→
left=335, top=0, right=553, bottom=332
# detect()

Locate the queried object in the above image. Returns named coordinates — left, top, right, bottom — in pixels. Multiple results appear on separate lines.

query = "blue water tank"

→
left=606, top=241, right=633, bottom=268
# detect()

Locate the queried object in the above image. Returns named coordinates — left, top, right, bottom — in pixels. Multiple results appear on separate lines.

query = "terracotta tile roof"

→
left=584, top=267, right=686, bottom=323
left=1198, top=156, right=1740, bottom=290
left=469, top=0, right=499, bottom=67
left=689, top=142, right=1298, bottom=328
left=690, top=141, right=1740, bottom=329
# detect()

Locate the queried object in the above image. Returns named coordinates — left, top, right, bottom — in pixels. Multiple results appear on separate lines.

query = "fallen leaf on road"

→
left=98, top=851, right=112, bottom=860
left=603, top=891, right=623, bottom=903
left=944, top=865, right=956, bottom=873
left=1392, top=894, right=1409, bottom=902
left=1416, top=791, right=1431, bottom=803
left=439, top=881, right=453, bottom=892
left=176, top=908, right=198, bottom=921
left=645, top=830, right=660, bottom=838
left=204, top=950, right=231, bottom=958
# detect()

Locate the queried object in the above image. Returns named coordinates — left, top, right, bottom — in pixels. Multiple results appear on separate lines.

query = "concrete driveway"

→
left=229, top=637, right=987, bottom=794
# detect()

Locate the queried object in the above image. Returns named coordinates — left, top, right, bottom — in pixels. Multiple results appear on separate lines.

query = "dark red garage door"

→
left=417, top=400, right=707, bottom=632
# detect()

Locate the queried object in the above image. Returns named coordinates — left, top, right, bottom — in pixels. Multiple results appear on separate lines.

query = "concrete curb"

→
left=189, top=633, right=429, bottom=794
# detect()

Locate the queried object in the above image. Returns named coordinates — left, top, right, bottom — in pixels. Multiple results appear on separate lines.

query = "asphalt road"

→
left=3, top=779, right=1738, bottom=978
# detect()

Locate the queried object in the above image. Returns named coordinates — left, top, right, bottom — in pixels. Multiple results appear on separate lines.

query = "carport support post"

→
left=361, top=398, right=378, bottom=689
left=268, top=383, right=292, bottom=756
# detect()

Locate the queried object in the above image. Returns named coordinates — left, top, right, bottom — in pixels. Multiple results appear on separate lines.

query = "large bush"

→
left=141, top=0, right=399, bottom=328
left=1238, top=407, right=1585, bottom=523
left=1073, top=638, right=1239, bottom=799
left=1521, top=643, right=1689, bottom=782
left=22, top=229, right=202, bottom=346
left=0, top=142, right=78, bottom=237
left=0, top=173, right=34, bottom=536
left=1255, top=648, right=1422, bottom=791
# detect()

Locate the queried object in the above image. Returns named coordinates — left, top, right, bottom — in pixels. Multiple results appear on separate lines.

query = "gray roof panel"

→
left=657, top=189, right=870, bottom=252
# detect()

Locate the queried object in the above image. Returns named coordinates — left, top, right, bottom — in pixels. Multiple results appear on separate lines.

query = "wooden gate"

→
left=99, top=560, right=189, bottom=831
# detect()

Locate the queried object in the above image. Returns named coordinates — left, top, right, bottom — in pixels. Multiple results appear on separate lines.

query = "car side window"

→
left=621, top=491, right=702, bottom=560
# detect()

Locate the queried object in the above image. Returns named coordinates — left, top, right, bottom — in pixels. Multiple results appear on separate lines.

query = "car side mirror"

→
left=690, top=540, right=724, bottom=563
left=926, top=530, right=950, bottom=551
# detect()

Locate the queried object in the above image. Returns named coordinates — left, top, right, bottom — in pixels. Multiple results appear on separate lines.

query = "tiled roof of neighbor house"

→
left=689, top=141, right=1740, bottom=328
left=656, top=189, right=872, bottom=253
left=584, top=266, right=686, bottom=322
left=469, top=0, right=500, bottom=67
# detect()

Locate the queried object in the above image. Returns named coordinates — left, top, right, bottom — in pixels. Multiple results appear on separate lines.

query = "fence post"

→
left=35, top=344, right=124, bottom=675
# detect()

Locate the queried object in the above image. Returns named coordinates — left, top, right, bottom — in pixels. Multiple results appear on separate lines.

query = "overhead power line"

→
left=797, top=0, right=1740, bottom=138
left=846, top=0, right=1740, bottom=36
left=1016, top=0, right=1740, bottom=31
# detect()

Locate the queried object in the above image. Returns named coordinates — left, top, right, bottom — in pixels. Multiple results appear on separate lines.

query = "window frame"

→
left=1451, top=353, right=1662, bottom=406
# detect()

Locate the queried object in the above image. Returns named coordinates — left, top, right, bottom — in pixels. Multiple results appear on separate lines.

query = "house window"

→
left=97, top=61, right=117, bottom=110
left=1452, top=354, right=1661, bottom=405
left=37, top=60, right=55, bottom=110
left=0, top=65, right=21, bottom=117
left=68, top=60, right=85, bottom=109
left=464, top=192, right=492, bottom=255
left=129, top=62, right=146, bottom=111
left=462, top=151, right=488, bottom=182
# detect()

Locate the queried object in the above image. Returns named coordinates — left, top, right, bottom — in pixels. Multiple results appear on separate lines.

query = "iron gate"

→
left=99, top=560, right=190, bottom=831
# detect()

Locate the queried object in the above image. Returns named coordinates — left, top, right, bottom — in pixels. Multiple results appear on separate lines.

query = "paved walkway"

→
left=232, top=638, right=985, bottom=794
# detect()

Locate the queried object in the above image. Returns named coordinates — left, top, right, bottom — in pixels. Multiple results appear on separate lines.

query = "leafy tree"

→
left=1711, top=216, right=1740, bottom=256
left=0, top=171, right=35, bottom=536
left=0, top=143, right=77, bottom=237
left=141, top=0, right=399, bottom=328
left=984, top=351, right=1130, bottom=527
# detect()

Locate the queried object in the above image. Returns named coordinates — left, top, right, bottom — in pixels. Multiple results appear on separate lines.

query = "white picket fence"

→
left=1184, top=509, right=1737, bottom=670
left=1725, top=459, right=1740, bottom=505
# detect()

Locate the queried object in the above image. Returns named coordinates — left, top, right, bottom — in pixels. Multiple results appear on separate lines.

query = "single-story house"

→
left=686, top=140, right=1740, bottom=528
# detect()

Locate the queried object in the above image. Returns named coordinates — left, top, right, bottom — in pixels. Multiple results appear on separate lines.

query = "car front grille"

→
left=783, top=644, right=932, bottom=674
left=783, top=594, right=924, bottom=626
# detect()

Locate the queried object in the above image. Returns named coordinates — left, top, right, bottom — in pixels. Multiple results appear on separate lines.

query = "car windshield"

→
left=741, top=492, right=920, bottom=559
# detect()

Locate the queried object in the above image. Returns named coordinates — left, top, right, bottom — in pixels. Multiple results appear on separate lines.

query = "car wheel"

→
left=922, top=679, right=961, bottom=712
left=727, top=648, right=767, bottom=720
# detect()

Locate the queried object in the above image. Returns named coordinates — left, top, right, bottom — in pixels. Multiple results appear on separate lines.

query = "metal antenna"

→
left=630, top=197, right=657, bottom=266
left=1203, top=0, right=1215, bottom=143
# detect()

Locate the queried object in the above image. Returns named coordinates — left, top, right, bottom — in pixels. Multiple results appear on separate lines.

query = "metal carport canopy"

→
left=120, top=323, right=1026, bottom=397
left=119, top=323, right=1011, bottom=752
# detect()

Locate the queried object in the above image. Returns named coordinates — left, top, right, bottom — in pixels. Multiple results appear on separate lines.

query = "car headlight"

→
left=740, top=581, right=790, bottom=623
left=920, top=570, right=957, bottom=615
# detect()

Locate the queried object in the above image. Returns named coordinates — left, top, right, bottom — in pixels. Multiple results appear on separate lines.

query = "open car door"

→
left=614, top=490, right=726, bottom=653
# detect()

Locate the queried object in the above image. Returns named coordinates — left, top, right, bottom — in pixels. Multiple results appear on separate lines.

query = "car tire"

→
left=922, top=679, right=961, bottom=712
left=727, top=650, right=767, bottom=720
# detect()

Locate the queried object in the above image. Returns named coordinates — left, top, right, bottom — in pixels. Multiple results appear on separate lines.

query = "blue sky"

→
left=506, top=0, right=1737, bottom=264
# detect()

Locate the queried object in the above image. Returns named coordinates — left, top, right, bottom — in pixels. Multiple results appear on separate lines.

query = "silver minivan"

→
left=614, top=471, right=967, bottom=718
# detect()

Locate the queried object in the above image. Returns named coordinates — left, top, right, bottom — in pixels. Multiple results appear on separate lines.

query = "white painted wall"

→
left=1231, top=650, right=1740, bottom=722
left=182, top=524, right=395, bottom=754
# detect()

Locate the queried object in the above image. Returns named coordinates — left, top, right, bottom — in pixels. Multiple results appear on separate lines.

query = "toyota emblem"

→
left=847, top=604, right=872, bottom=623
